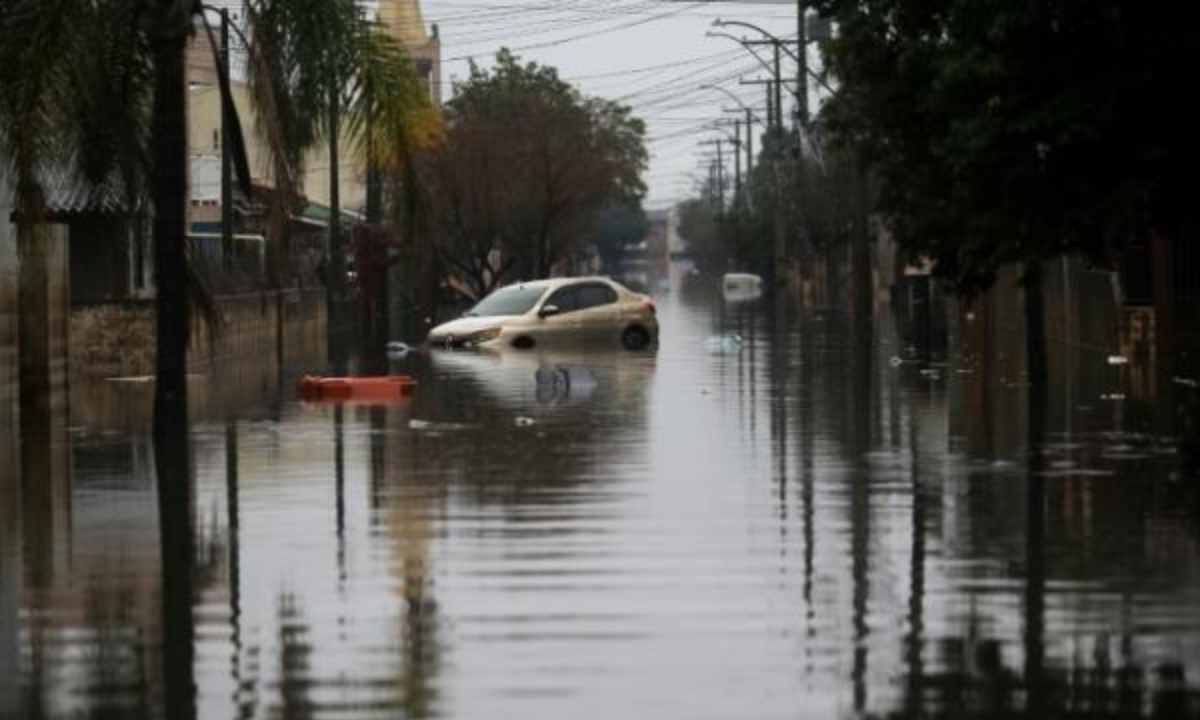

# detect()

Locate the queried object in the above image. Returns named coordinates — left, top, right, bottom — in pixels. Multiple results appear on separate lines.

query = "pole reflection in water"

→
left=335, top=405, right=346, bottom=584
left=0, top=400, right=19, bottom=716
left=224, top=420, right=250, bottom=719
left=1024, top=385, right=1047, bottom=717
left=903, top=404, right=926, bottom=717
left=155, top=427, right=197, bottom=720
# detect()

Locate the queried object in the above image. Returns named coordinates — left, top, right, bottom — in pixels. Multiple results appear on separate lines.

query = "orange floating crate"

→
left=298, top=375, right=417, bottom=403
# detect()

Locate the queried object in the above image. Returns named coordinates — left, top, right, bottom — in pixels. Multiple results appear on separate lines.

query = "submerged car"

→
left=428, top=276, right=658, bottom=351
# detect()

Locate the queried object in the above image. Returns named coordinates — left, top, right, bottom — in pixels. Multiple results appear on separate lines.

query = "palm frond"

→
left=343, top=22, right=443, bottom=172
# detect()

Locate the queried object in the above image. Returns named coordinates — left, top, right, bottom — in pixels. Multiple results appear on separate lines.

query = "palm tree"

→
left=1, top=0, right=436, bottom=432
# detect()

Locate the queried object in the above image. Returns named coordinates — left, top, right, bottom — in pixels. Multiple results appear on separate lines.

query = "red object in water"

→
left=298, top=375, right=417, bottom=403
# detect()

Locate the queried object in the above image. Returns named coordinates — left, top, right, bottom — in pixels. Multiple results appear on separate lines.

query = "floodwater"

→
left=2, top=261, right=1199, bottom=719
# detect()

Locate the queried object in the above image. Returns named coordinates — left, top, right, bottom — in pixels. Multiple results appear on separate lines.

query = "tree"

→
left=1, top=0, right=431, bottom=430
left=417, top=50, right=647, bottom=301
left=811, top=0, right=1200, bottom=381
left=581, top=200, right=649, bottom=271
left=816, top=0, right=1199, bottom=288
left=676, top=198, right=722, bottom=268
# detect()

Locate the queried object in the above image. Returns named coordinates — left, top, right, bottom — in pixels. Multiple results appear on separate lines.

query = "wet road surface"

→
left=2, top=262, right=1199, bottom=718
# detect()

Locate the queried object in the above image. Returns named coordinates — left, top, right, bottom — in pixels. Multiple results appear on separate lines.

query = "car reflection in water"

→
left=414, top=347, right=657, bottom=507
left=426, top=347, right=650, bottom=412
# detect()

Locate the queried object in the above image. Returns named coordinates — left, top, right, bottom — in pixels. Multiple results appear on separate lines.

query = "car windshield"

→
left=465, top=284, right=548, bottom=317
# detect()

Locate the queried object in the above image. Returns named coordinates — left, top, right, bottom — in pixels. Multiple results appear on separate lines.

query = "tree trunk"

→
left=1151, top=231, right=1177, bottom=437
left=150, top=1, right=191, bottom=436
left=327, top=94, right=348, bottom=373
left=16, top=223, right=50, bottom=427
left=1024, top=260, right=1048, bottom=389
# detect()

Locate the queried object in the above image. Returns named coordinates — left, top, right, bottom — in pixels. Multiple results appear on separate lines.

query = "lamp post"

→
left=709, top=17, right=799, bottom=288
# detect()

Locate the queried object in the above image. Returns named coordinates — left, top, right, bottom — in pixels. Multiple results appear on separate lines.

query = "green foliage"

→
left=582, top=200, right=649, bottom=270
left=676, top=199, right=723, bottom=268
left=812, top=0, right=1200, bottom=293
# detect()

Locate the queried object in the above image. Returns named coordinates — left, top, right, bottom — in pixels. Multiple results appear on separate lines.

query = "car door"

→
left=568, top=282, right=621, bottom=344
left=536, top=285, right=582, bottom=345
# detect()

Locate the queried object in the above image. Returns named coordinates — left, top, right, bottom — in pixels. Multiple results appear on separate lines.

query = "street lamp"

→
left=698, top=83, right=765, bottom=128
left=714, top=18, right=801, bottom=62
left=712, top=16, right=834, bottom=125
left=706, top=30, right=778, bottom=75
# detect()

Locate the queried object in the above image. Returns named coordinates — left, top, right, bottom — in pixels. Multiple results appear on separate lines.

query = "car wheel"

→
left=511, top=336, right=536, bottom=350
left=621, top=326, right=651, bottom=351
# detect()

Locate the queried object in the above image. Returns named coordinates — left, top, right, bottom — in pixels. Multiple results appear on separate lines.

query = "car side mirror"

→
left=539, top=304, right=560, bottom=318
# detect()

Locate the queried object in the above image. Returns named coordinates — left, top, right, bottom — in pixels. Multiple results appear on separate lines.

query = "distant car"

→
left=722, top=272, right=763, bottom=302
left=428, top=276, right=658, bottom=351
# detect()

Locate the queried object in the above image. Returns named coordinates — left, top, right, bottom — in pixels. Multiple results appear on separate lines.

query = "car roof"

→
left=502, top=276, right=621, bottom=292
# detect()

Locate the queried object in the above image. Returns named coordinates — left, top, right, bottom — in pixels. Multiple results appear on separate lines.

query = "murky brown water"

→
left=2, top=262, right=1199, bottom=719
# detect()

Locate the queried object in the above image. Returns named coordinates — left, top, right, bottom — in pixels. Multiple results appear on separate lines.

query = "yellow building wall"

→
left=186, top=0, right=439, bottom=215
left=189, top=85, right=368, bottom=215
left=379, top=0, right=430, bottom=47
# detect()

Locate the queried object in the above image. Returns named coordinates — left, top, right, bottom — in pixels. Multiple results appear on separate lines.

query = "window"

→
left=545, top=283, right=616, bottom=314
left=544, top=287, right=580, bottom=313
left=468, top=284, right=548, bottom=316
left=575, top=283, right=617, bottom=310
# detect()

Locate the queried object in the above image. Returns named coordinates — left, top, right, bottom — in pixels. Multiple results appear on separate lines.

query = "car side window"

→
left=545, top=287, right=579, bottom=314
left=575, top=284, right=617, bottom=310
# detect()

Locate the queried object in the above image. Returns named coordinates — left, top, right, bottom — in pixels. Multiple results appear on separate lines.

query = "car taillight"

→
left=642, top=298, right=656, bottom=315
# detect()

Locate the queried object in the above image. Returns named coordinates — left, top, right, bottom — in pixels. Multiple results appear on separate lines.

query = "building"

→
left=379, top=0, right=443, bottom=106
left=187, top=0, right=442, bottom=226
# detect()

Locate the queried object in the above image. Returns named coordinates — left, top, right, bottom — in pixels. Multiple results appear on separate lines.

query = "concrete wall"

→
left=70, top=288, right=328, bottom=379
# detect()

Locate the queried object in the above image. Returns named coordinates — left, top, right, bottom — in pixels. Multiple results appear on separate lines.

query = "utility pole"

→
left=746, top=107, right=754, bottom=179
left=716, top=139, right=725, bottom=209
left=773, top=43, right=783, bottom=134
left=700, top=138, right=730, bottom=210
left=765, top=82, right=775, bottom=134
left=797, top=0, right=809, bottom=125
left=327, top=87, right=347, bottom=370
left=220, top=8, right=233, bottom=270
left=733, top=119, right=742, bottom=205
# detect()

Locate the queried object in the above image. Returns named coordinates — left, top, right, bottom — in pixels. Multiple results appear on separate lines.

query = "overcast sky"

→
left=421, top=0, right=808, bottom=210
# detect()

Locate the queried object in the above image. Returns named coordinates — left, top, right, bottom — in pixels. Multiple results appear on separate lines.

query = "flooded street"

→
left=3, top=262, right=1200, bottom=719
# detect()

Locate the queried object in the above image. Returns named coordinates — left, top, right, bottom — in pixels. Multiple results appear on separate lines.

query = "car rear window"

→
left=576, top=284, right=617, bottom=309
left=545, top=283, right=617, bottom=314
left=466, top=284, right=547, bottom=317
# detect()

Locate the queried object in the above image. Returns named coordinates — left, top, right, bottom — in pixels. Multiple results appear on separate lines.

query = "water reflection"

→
left=0, top=396, right=19, bottom=717
left=157, top=428, right=197, bottom=720
left=1, top=262, right=1199, bottom=718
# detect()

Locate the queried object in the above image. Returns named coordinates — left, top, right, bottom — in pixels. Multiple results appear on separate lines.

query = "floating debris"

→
left=514, top=416, right=537, bottom=428
left=1107, top=355, right=1129, bottom=365
left=408, top=419, right=474, bottom=432
left=705, top=334, right=745, bottom=354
